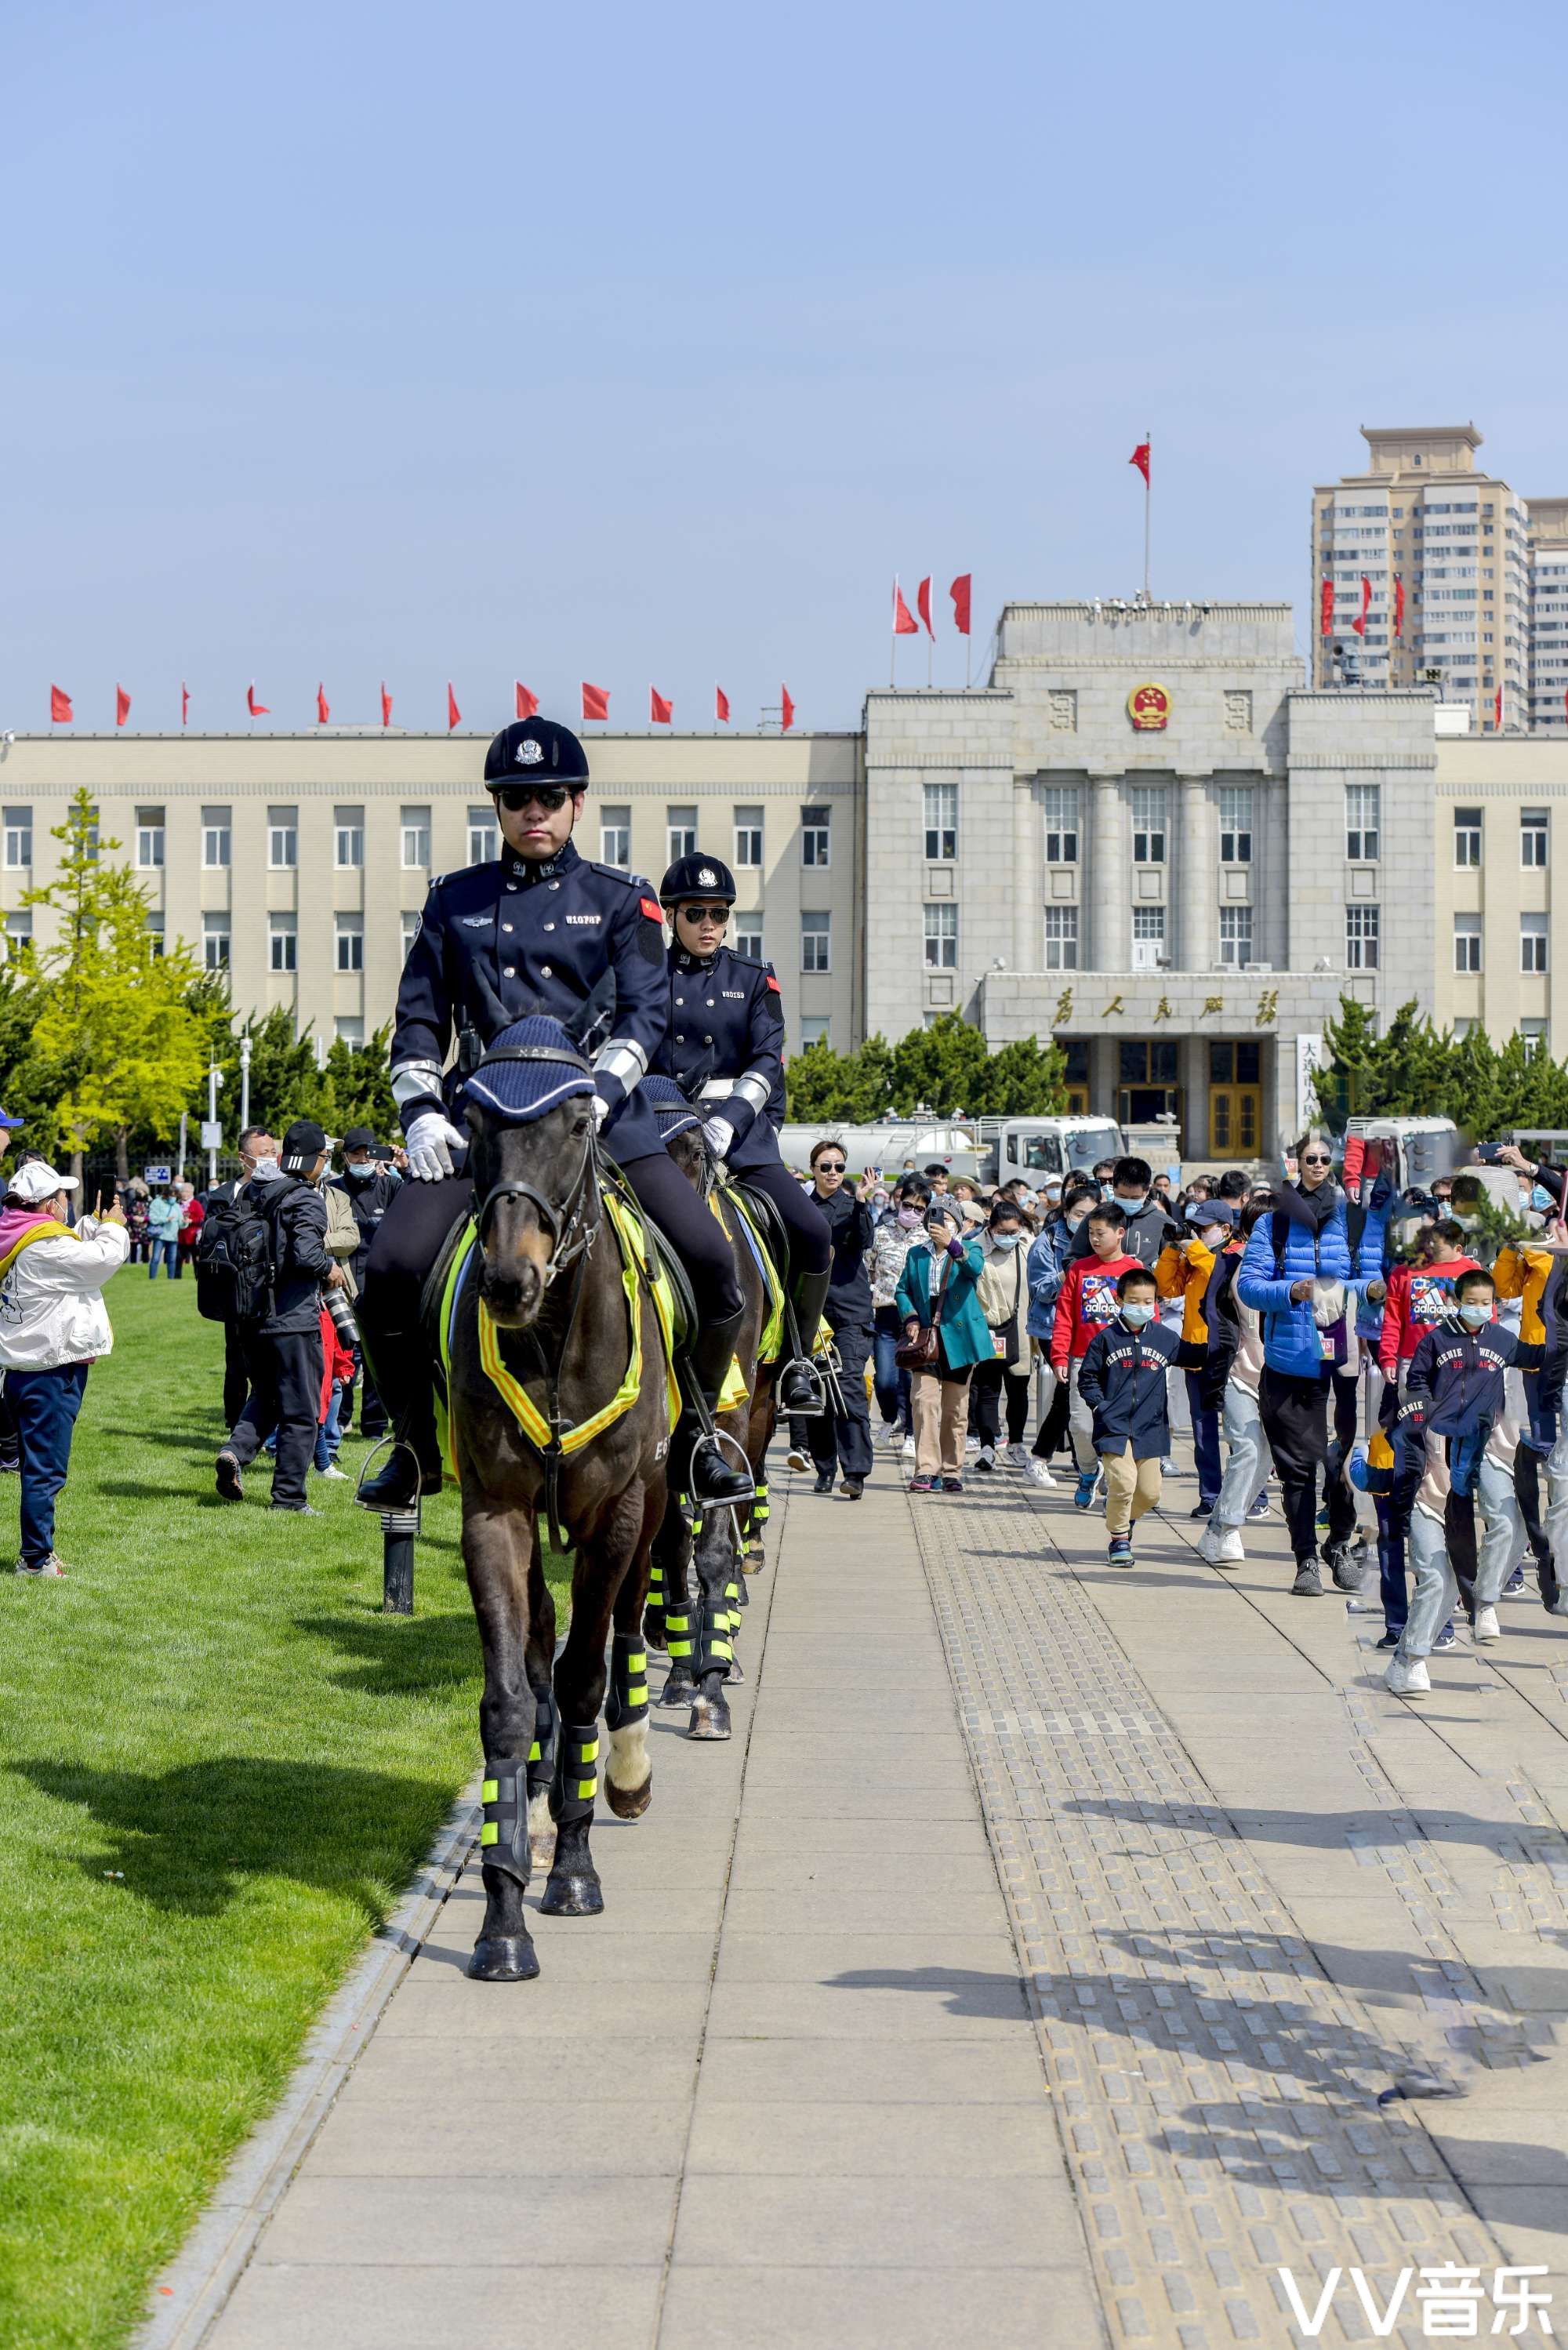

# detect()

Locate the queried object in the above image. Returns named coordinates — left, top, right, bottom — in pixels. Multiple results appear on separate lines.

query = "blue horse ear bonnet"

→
left=638, top=1073, right=701, bottom=1141
left=460, top=1016, right=596, bottom=1125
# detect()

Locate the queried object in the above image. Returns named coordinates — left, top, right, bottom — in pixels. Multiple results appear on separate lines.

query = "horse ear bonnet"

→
left=639, top=1073, right=701, bottom=1141
left=462, top=1016, right=596, bottom=1125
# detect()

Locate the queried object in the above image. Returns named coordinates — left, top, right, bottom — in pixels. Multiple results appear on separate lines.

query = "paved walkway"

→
left=184, top=1456, right=1568, bottom=2350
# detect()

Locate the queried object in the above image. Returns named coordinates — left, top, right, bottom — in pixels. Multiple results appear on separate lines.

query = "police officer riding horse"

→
left=355, top=715, right=822, bottom=1519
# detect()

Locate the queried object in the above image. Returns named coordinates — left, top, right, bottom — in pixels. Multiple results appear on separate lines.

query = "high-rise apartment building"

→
left=1310, top=423, right=1544, bottom=732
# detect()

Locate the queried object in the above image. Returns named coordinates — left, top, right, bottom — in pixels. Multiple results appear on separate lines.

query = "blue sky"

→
left=5, top=0, right=1565, bottom=734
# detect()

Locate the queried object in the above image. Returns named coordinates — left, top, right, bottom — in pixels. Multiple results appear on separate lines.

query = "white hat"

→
left=8, top=1161, right=79, bottom=1204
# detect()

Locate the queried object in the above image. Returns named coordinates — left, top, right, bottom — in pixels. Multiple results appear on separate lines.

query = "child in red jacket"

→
left=314, top=1305, right=356, bottom=1478
left=1377, top=1222, right=1479, bottom=1383
left=1050, top=1202, right=1142, bottom=1504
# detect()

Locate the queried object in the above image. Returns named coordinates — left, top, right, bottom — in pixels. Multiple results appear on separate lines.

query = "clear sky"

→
left=5, top=0, right=1566, bottom=736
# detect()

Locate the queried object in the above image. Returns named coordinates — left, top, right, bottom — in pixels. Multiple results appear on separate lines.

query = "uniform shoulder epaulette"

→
left=585, top=859, right=652, bottom=889
left=725, top=950, right=768, bottom=976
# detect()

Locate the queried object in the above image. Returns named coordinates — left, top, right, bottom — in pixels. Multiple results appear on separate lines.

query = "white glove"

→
left=702, top=1116, right=735, bottom=1160
left=593, top=1094, right=611, bottom=1131
left=405, top=1111, right=466, bottom=1182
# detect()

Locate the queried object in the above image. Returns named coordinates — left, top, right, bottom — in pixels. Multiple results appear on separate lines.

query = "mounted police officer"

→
left=355, top=715, right=752, bottom=1514
left=656, top=854, right=831, bottom=1411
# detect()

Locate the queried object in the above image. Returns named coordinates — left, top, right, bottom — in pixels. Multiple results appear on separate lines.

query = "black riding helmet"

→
left=483, top=716, right=591, bottom=789
left=660, top=852, right=736, bottom=906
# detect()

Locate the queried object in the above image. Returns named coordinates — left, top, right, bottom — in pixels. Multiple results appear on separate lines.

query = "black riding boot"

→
left=677, top=1306, right=756, bottom=1509
left=778, top=1264, right=830, bottom=1414
left=354, top=1338, right=445, bottom=1511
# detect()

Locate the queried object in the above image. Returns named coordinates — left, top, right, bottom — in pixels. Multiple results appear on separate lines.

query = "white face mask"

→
left=1114, top=1192, right=1146, bottom=1214
left=1120, top=1301, right=1156, bottom=1328
left=1458, top=1301, right=1493, bottom=1329
left=250, top=1157, right=279, bottom=1180
left=991, top=1229, right=1024, bottom=1249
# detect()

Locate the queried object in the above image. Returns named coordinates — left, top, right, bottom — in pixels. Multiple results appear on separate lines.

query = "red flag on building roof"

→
left=650, top=687, right=672, bottom=725
left=949, top=574, right=971, bottom=634
left=892, top=580, right=918, bottom=635
left=1319, top=576, right=1334, bottom=637
left=380, top=681, right=392, bottom=728
left=316, top=684, right=330, bottom=725
left=1393, top=576, right=1404, bottom=640
left=515, top=681, right=538, bottom=720
left=780, top=685, right=795, bottom=732
left=447, top=684, right=461, bottom=731
left=181, top=682, right=190, bottom=728
left=115, top=685, right=130, bottom=727
left=1130, top=441, right=1151, bottom=485
left=1495, top=686, right=1503, bottom=732
left=916, top=576, right=934, bottom=637
left=582, top=682, right=609, bottom=722
left=715, top=685, right=730, bottom=724
left=247, top=683, right=268, bottom=717
left=50, top=684, right=72, bottom=723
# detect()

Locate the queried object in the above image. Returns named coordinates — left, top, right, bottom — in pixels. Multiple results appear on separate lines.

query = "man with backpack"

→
left=201, top=1129, right=278, bottom=1426
left=209, top=1119, right=335, bottom=1513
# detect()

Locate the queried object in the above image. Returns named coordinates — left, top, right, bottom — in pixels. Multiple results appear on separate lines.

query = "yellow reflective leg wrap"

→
left=526, top=1690, right=556, bottom=1800
left=753, top=1480, right=770, bottom=1527
left=550, top=1723, right=600, bottom=1826
left=648, top=1558, right=664, bottom=1604
left=726, top=1575, right=745, bottom=1627
left=606, top=1630, right=649, bottom=1730
left=665, top=1609, right=694, bottom=1662
left=695, top=1602, right=734, bottom=1680
left=479, top=1756, right=530, bottom=1885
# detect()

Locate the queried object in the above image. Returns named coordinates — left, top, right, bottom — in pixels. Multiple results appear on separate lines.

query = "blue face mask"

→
left=1458, top=1301, right=1493, bottom=1329
left=1533, top=1186, right=1555, bottom=1212
left=1120, top=1301, right=1156, bottom=1328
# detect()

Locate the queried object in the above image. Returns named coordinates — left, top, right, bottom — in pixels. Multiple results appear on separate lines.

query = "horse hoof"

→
left=539, top=1870, right=604, bottom=1917
left=725, top=1657, right=746, bottom=1685
left=468, top=1934, right=540, bottom=1981
left=688, top=1697, right=731, bottom=1741
left=743, top=1546, right=765, bottom=1571
left=604, top=1774, right=653, bottom=1819
left=733, top=1575, right=750, bottom=1609
left=659, top=1669, right=695, bottom=1707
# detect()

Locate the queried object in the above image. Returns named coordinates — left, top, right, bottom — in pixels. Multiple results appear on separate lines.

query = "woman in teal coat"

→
left=895, top=1201, right=993, bottom=1493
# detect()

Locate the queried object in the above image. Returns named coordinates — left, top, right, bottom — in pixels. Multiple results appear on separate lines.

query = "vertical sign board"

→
left=1294, top=1034, right=1325, bottom=1138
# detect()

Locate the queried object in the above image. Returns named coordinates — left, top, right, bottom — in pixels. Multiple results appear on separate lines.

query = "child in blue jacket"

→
left=1077, top=1265, right=1182, bottom=1569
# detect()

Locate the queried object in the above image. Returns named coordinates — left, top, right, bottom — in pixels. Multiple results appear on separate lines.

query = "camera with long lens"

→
left=322, top=1284, right=360, bottom=1350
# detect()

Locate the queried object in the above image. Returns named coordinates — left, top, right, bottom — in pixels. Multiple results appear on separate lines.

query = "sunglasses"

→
left=815, top=1160, right=846, bottom=1174
left=492, top=783, right=572, bottom=814
left=1301, top=1153, right=1333, bottom=1167
left=678, top=904, right=731, bottom=924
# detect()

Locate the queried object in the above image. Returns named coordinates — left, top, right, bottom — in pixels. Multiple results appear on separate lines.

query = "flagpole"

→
left=1143, top=429, right=1151, bottom=602
left=891, top=577, right=898, bottom=688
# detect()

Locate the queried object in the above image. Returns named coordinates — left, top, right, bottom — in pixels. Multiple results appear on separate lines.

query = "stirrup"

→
left=354, top=1433, right=429, bottom=1513
left=778, top=1354, right=826, bottom=1414
left=688, top=1426, right=755, bottom=1509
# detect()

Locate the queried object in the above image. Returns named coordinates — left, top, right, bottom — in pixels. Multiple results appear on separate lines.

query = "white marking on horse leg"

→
left=606, top=1719, right=651, bottom=1794
left=527, top=1787, right=554, bottom=1847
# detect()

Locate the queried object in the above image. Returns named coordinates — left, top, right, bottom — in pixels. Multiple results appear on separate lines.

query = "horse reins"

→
left=469, top=1044, right=604, bottom=1284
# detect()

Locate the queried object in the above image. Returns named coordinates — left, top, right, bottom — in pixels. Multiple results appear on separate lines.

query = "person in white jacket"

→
left=0, top=1160, right=129, bottom=1577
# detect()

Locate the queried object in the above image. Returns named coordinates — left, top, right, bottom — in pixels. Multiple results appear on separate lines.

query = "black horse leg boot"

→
left=777, top=1263, right=830, bottom=1413
left=354, top=1342, right=444, bottom=1511
left=679, top=1306, right=757, bottom=1509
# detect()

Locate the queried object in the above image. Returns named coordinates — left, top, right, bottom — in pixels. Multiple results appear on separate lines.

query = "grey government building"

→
left=0, top=599, right=1459, bottom=1159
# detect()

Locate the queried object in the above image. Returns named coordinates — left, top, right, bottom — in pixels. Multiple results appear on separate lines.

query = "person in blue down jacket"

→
left=1237, top=1131, right=1390, bottom=1600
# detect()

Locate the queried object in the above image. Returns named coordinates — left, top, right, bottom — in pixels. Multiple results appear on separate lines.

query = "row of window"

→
left=206, top=906, right=815, bottom=976
left=1453, top=805, right=1551, bottom=866
left=1036, top=904, right=1257, bottom=973
left=1453, top=913, right=1552, bottom=974
left=1041, top=786, right=1254, bottom=867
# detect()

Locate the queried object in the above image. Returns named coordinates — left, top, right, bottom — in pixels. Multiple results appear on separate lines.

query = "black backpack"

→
left=194, top=1186, right=277, bottom=1324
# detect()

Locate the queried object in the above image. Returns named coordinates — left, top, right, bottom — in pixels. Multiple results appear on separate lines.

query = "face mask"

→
left=1114, top=1192, right=1145, bottom=1213
left=1458, top=1301, right=1493, bottom=1328
left=896, top=1206, right=921, bottom=1229
left=991, top=1229, right=1024, bottom=1249
left=250, top=1157, right=279, bottom=1180
left=1120, top=1301, right=1156, bottom=1328
left=1533, top=1186, right=1555, bottom=1213
left=1452, top=1210, right=1479, bottom=1230
left=346, top=1160, right=375, bottom=1180
left=1197, top=1226, right=1226, bottom=1249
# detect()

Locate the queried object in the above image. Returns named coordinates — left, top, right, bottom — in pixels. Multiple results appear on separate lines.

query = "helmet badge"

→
left=517, top=739, right=543, bottom=765
left=697, top=865, right=717, bottom=887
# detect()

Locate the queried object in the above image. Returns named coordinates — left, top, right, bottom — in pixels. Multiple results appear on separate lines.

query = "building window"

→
left=801, top=911, right=831, bottom=973
left=924, top=784, right=957, bottom=862
left=267, top=806, right=297, bottom=870
left=1523, top=809, right=1549, bottom=867
left=1044, top=906, right=1078, bottom=970
left=1345, top=904, right=1380, bottom=969
left=735, top=917, right=764, bottom=961
left=1523, top=913, right=1550, bottom=974
left=800, top=1016, right=830, bottom=1048
left=401, top=806, right=431, bottom=870
left=1345, top=785, right=1380, bottom=862
left=1454, top=915, right=1483, bottom=973
left=467, top=804, right=500, bottom=865
left=3, top=808, right=31, bottom=870
left=401, top=910, right=421, bottom=957
left=801, top=806, right=831, bottom=867
left=1218, top=905, right=1253, bottom=966
left=600, top=806, right=631, bottom=869
left=734, top=807, right=764, bottom=868
left=1131, top=786, right=1167, bottom=864
left=1523, top=1019, right=1549, bottom=1062
left=1454, top=806, right=1483, bottom=867
left=202, top=805, right=230, bottom=869
left=666, top=805, right=697, bottom=864
left=1218, top=788, right=1253, bottom=863
left=203, top=921, right=230, bottom=972
left=1044, top=788, right=1079, bottom=864
left=1131, top=905, right=1166, bottom=968
left=336, top=1016, right=365, bottom=1047
left=5, top=910, right=32, bottom=957
left=336, top=914, right=364, bottom=974
left=923, top=903, right=957, bottom=968
left=269, top=915, right=298, bottom=974
left=136, top=808, right=165, bottom=870
left=145, top=913, right=165, bottom=959
left=331, top=806, right=363, bottom=868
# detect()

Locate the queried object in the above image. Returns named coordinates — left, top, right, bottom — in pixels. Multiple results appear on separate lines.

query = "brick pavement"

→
left=179, top=1454, right=1568, bottom=2350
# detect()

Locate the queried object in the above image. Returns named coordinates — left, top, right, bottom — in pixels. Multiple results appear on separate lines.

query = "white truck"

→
left=775, top=1113, right=1123, bottom=1186
left=1344, top=1116, right=1461, bottom=1190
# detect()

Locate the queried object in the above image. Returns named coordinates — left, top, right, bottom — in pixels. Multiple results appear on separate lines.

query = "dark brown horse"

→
left=447, top=1079, right=672, bottom=1981
left=646, top=1124, right=776, bottom=1740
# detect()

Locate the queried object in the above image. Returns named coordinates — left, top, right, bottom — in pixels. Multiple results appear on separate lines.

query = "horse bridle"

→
left=469, top=1044, right=603, bottom=1284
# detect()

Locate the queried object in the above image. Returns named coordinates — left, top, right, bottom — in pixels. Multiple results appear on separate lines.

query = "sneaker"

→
left=1189, top=1501, right=1213, bottom=1521
left=909, top=1476, right=933, bottom=1495
left=14, top=1552, right=66, bottom=1578
left=940, top=1476, right=964, bottom=1495
left=1473, top=1604, right=1501, bottom=1644
left=1385, top=1654, right=1431, bottom=1698
left=840, top=1477, right=864, bottom=1500
left=1004, top=1444, right=1031, bottom=1471
left=1325, top=1542, right=1362, bottom=1593
left=1504, top=1565, right=1528, bottom=1599
left=215, top=1450, right=244, bottom=1502
left=0, top=1453, right=19, bottom=1476
left=1433, top=1622, right=1457, bottom=1651
left=964, top=1435, right=980, bottom=1455
left=1025, top=1458, right=1057, bottom=1489
left=1247, top=1491, right=1272, bottom=1523
left=269, top=1502, right=321, bottom=1516
left=1199, top=1522, right=1244, bottom=1566
left=1375, top=1633, right=1400, bottom=1651
left=812, top=1471, right=835, bottom=1495
left=314, top=1464, right=351, bottom=1480
left=1073, top=1471, right=1098, bottom=1511
left=879, top=1421, right=905, bottom=1450
left=901, top=1435, right=916, bottom=1462
left=1291, top=1560, right=1323, bottom=1597
left=975, top=1446, right=996, bottom=1473
left=1108, top=1535, right=1134, bottom=1567
left=1316, top=1502, right=1330, bottom=1531
left=786, top=1447, right=811, bottom=1473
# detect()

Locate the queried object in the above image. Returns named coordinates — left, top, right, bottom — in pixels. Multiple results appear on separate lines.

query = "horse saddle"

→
left=603, top=1173, right=697, bottom=1357
left=731, top=1181, right=792, bottom=1288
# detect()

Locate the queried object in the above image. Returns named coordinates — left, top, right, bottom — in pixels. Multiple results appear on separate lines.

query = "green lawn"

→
left=0, top=1273, right=512, bottom=2350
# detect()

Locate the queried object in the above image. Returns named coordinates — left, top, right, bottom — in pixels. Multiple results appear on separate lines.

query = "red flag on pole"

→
left=892, top=581, right=918, bottom=635
left=916, top=576, right=934, bottom=637
left=115, top=685, right=130, bottom=728
left=1319, top=577, right=1334, bottom=637
left=1352, top=575, right=1371, bottom=637
left=380, top=682, right=392, bottom=728
left=650, top=687, right=672, bottom=725
left=316, top=684, right=330, bottom=725
left=49, top=685, right=72, bottom=724
left=515, top=681, right=539, bottom=720
left=247, top=683, right=268, bottom=716
left=582, top=682, right=610, bottom=722
left=715, top=686, right=730, bottom=724
left=1129, top=441, right=1151, bottom=485
left=447, top=684, right=461, bottom=732
left=181, top=682, right=190, bottom=728
left=1495, top=686, right=1503, bottom=732
left=1393, top=576, right=1404, bottom=639
left=949, top=574, right=971, bottom=634
left=780, top=686, right=794, bottom=732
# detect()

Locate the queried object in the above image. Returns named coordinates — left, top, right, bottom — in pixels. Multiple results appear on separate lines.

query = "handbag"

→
left=895, top=1252, right=954, bottom=1373
left=989, top=1249, right=1024, bottom=1368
